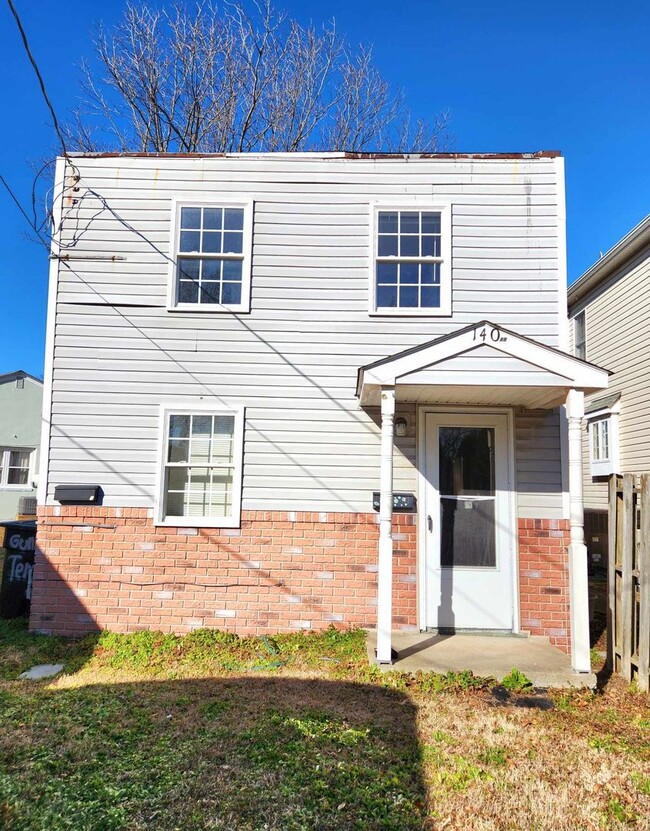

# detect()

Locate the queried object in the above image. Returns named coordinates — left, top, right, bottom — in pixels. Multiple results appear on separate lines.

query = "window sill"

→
left=0, top=486, right=34, bottom=492
left=369, top=308, right=452, bottom=317
left=590, top=461, right=618, bottom=477
left=154, top=516, right=241, bottom=529
left=167, top=303, right=250, bottom=314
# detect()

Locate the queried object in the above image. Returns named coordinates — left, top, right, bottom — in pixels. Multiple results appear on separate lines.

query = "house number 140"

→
left=473, top=325, right=507, bottom=343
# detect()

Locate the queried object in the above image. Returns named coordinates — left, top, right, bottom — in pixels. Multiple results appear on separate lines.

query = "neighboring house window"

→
left=370, top=204, right=451, bottom=316
left=0, top=448, right=33, bottom=488
left=169, top=200, right=253, bottom=312
left=587, top=399, right=620, bottom=477
left=157, top=407, right=244, bottom=527
left=574, top=312, right=586, bottom=360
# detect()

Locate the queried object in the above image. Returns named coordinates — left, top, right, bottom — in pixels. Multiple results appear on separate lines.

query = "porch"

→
left=357, top=320, right=611, bottom=674
left=365, top=630, right=597, bottom=688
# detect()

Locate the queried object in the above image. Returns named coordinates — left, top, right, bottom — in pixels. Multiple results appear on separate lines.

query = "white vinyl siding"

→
left=571, top=241, right=650, bottom=509
left=45, top=154, right=564, bottom=518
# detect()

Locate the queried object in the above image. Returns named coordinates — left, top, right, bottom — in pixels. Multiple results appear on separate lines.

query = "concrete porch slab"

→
left=366, top=631, right=596, bottom=689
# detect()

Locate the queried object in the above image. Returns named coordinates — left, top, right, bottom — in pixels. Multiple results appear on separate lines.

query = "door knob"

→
left=427, top=515, right=433, bottom=532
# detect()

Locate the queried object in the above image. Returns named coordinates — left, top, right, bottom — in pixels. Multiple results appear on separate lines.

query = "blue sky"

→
left=1, top=0, right=649, bottom=377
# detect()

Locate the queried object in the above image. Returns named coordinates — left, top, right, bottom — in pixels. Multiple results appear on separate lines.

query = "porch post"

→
left=376, top=386, right=395, bottom=664
left=566, top=389, right=590, bottom=673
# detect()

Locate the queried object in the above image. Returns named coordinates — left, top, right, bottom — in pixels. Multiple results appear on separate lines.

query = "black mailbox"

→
left=372, top=492, right=417, bottom=513
left=53, top=485, right=103, bottom=505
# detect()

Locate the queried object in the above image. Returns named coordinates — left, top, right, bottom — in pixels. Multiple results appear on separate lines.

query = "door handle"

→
left=427, top=515, right=433, bottom=533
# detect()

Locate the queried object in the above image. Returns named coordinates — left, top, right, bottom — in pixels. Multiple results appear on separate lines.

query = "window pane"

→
left=168, top=466, right=189, bottom=491
left=178, top=258, right=200, bottom=280
left=592, top=423, right=600, bottom=459
left=378, top=235, right=398, bottom=256
left=192, top=416, right=213, bottom=435
left=224, top=209, right=244, bottom=231
left=440, top=427, right=495, bottom=496
left=202, top=231, right=222, bottom=254
left=203, top=208, right=222, bottom=230
left=601, top=421, right=609, bottom=458
left=223, top=260, right=242, bottom=282
left=181, top=207, right=201, bottom=229
left=221, top=282, right=242, bottom=305
left=400, top=263, right=418, bottom=284
left=166, top=491, right=186, bottom=516
left=420, top=286, right=441, bottom=308
left=377, top=262, right=398, bottom=284
left=8, top=467, right=29, bottom=485
left=213, top=416, right=235, bottom=462
left=178, top=280, right=198, bottom=304
left=422, top=212, right=441, bottom=234
left=223, top=232, right=243, bottom=254
left=202, top=259, right=221, bottom=280
left=209, top=472, right=233, bottom=517
left=168, top=438, right=189, bottom=463
left=377, top=284, right=397, bottom=307
left=378, top=212, right=398, bottom=233
left=200, top=283, right=221, bottom=304
left=421, top=235, right=441, bottom=257
left=400, top=235, right=419, bottom=257
left=420, top=263, right=441, bottom=285
left=179, top=231, right=201, bottom=252
left=400, top=212, right=419, bottom=233
left=399, top=285, right=419, bottom=307
left=169, top=415, right=191, bottom=439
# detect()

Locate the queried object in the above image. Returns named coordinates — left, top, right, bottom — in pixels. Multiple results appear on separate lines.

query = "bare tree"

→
left=66, top=0, right=449, bottom=153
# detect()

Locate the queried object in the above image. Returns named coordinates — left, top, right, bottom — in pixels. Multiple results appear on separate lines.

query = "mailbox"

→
left=53, top=485, right=103, bottom=505
left=372, top=492, right=417, bottom=513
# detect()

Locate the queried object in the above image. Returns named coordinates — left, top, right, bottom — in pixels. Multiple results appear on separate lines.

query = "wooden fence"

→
left=608, top=474, right=650, bottom=691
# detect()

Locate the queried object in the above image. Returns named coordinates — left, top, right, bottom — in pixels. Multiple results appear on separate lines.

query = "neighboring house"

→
left=32, top=151, right=609, bottom=674
left=0, top=370, right=43, bottom=521
left=567, top=215, right=650, bottom=569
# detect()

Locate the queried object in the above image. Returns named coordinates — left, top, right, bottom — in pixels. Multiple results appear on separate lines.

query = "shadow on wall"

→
left=1, top=674, right=427, bottom=829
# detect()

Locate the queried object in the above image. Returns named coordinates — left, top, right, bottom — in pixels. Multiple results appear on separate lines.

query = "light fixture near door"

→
left=395, top=416, right=408, bottom=437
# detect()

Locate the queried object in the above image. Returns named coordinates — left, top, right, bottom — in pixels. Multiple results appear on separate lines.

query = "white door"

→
left=423, top=412, right=514, bottom=630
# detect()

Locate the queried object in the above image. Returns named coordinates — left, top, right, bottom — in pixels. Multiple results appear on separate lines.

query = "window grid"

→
left=591, top=419, right=610, bottom=462
left=176, top=206, right=245, bottom=307
left=574, top=312, right=586, bottom=360
left=375, top=210, right=443, bottom=310
left=0, top=448, right=32, bottom=487
left=163, top=414, right=236, bottom=520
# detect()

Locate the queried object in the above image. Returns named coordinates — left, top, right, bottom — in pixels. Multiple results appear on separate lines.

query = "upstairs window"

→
left=169, top=200, right=253, bottom=312
left=0, top=448, right=33, bottom=488
left=156, top=407, right=244, bottom=527
left=371, top=205, right=451, bottom=315
left=586, top=396, right=620, bottom=477
left=574, top=312, right=586, bottom=360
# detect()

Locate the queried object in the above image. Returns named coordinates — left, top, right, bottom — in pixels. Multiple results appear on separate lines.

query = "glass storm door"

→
left=424, top=412, right=513, bottom=630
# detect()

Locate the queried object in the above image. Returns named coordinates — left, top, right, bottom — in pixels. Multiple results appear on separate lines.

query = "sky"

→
left=1, top=0, right=649, bottom=378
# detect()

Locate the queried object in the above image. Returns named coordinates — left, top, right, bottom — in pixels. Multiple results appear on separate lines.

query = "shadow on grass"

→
left=0, top=674, right=427, bottom=831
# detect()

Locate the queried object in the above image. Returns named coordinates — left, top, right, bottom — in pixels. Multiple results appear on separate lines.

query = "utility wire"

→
left=7, top=0, right=69, bottom=157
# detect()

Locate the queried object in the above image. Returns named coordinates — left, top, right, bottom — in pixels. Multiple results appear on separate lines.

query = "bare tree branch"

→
left=65, top=0, right=450, bottom=153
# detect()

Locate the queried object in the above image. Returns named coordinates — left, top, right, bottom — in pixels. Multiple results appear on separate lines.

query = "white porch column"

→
left=376, top=386, right=395, bottom=664
left=566, top=389, right=590, bottom=673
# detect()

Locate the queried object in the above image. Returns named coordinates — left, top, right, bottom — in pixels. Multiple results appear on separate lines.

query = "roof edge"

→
left=568, top=214, right=650, bottom=310
left=61, top=149, right=561, bottom=160
left=0, top=370, right=43, bottom=386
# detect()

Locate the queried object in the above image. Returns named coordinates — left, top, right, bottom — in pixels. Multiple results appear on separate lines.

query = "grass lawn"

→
left=0, top=620, right=649, bottom=830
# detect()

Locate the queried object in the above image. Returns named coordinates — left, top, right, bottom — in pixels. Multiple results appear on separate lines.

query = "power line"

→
left=7, top=0, right=68, bottom=156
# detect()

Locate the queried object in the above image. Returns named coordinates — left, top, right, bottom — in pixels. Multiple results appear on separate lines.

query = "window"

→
left=574, top=312, right=586, bottom=360
left=169, top=200, right=253, bottom=312
left=0, top=448, right=33, bottom=488
left=587, top=400, right=620, bottom=477
left=157, top=407, right=244, bottom=527
left=371, top=204, right=451, bottom=315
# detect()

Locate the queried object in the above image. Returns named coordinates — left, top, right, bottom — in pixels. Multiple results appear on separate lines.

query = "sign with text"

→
left=0, top=522, right=36, bottom=618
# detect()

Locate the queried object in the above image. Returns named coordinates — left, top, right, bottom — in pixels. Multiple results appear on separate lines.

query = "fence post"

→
left=621, top=474, right=634, bottom=682
left=639, top=475, right=650, bottom=692
left=607, top=475, right=617, bottom=673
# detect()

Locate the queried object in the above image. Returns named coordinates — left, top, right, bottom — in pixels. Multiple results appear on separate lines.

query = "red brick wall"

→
left=518, top=518, right=571, bottom=652
left=30, top=507, right=418, bottom=637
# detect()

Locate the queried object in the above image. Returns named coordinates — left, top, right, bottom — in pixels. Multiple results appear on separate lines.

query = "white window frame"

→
left=574, top=311, right=586, bottom=360
left=369, top=200, right=452, bottom=317
left=154, top=403, right=245, bottom=528
left=587, top=403, right=620, bottom=477
left=0, top=447, right=35, bottom=490
left=167, top=197, right=254, bottom=313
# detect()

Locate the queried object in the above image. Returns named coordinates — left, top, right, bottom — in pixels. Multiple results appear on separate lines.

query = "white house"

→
left=32, top=151, right=608, bottom=673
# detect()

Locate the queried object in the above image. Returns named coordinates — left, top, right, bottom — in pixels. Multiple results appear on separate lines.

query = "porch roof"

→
left=356, top=320, right=610, bottom=409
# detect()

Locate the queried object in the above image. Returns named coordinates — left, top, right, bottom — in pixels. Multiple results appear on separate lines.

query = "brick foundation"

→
left=31, top=508, right=572, bottom=652
left=518, top=518, right=571, bottom=652
left=30, top=507, right=418, bottom=637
